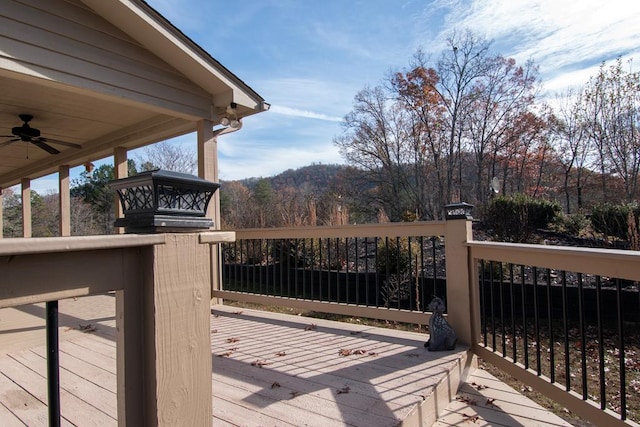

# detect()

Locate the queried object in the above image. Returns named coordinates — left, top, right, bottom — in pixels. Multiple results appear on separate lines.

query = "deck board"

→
left=0, top=296, right=569, bottom=426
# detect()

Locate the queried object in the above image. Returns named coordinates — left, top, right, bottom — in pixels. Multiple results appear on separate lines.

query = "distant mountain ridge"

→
left=225, top=163, right=346, bottom=193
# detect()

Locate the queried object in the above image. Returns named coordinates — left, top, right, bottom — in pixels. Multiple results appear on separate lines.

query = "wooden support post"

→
left=197, top=119, right=223, bottom=303
left=21, top=178, right=31, bottom=238
left=444, top=217, right=474, bottom=346
left=59, top=166, right=70, bottom=237
left=113, top=145, right=141, bottom=426
left=114, top=147, right=128, bottom=229
left=0, top=188, right=3, bottom=239
left=117, top=234, right=212, bottom=425
left=197, top=119, right=217, bottom=227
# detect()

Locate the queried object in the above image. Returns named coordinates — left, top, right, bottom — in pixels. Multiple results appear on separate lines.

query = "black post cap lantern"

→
left=110, top=169, right=219, bottom=233
left=444, top=202, right=474, bottom=220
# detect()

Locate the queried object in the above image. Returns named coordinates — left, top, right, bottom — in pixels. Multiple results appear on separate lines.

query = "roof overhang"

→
left=0, top=0, right=266, bottom=189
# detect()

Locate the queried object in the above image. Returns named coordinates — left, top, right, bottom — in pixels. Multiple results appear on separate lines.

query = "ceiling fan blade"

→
left=31, top=139, right=60, bottom=154
left=40, top=137, right=81, bottom=149
left=0, top=138, right=20, bottom=148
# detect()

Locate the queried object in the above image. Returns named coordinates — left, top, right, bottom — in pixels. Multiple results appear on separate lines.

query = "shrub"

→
left=590, top=203, right=640, bottom=240
left=375, top=237, right=420, bottom=274
left=484, top=194, right=561, bottom=242
left=554, top=212, right=588, bottom=236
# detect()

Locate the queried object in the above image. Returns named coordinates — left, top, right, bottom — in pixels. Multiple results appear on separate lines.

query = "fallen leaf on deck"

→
left=78, top=324, right=97, bottom=333
left=486, top=398, right=497, bottom=407
left=471, top=382, right=488, bottom=390
left=251, top=360, right=270, bottom=368
left=226, top=337, right=239, bottom=343
left=304, top=324, right=317, bottom=331
left=232, top=311, right=243, bottom=315
left=337, top=386, right=350, bottom=394
left=275, top=351, right=286, bottom=357
left=339, top=349, right=352, bottom=356
left=271, top=382, right=281, bottom=389
left=456, top=395, right=478, bottom=405
left=462, top=413, right=480, bottom=423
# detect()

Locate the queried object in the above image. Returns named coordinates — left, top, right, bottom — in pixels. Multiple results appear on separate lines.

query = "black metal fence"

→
left=478, top=260, right=640, bottom=422
left=221, top=235, right=447, bottom=313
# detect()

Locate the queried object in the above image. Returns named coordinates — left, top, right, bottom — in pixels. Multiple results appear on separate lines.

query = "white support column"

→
left=21, top=178, right=31, bottom=238
left=59, top=166, right=71, bottom=237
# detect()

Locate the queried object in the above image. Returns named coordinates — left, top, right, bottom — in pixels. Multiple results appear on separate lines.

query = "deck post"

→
left=443, top=203, right=475, bottom=347
left=118, top=234, right=213, bottom=425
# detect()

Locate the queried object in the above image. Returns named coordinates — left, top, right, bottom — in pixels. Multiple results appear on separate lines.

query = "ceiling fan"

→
left=0, top=114, right=81, bottom=155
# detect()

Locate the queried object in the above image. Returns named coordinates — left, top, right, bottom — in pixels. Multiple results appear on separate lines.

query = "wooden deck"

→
left=0, top=295, right=571, bottom=426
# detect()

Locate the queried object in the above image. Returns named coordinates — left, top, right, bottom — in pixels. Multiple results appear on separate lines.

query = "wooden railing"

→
left=221, top=220, right=640, bottom=426
left=469, top=241, right=640, bottom=426
left=218, top=222, right=448, bottom=326
left=0, top=231, right=234, bottom=426
left=4, top=220, right=638, bottom=426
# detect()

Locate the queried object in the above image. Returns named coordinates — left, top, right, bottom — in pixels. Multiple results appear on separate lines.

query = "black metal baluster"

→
left=489, top=261, right=496, bottom=351
left=408, top=237, right=414, bottom=311
left=431, top=237, right=437, bottom=298
left=561, top=270, right=570, bottom=392
left=595, top=275, right=606, bottom=410
left=500, top=262, right=506, bottom=356
left=577, top=273, right=587, bottom=400
left=318, top=238, right=323, bottom=300
left=250, top=240, right=256, bottom=293
left=344, top=237, right=349, bottom=304
left=271, top=239, right=276, bottom=295
left=259, top=240, right=264, bottom=295
left=521, top=265, right=529, bottom=370
left=46, top=300, right=61, bottom=427
left=480, top=260, right=487, bottom=347
left=327, top=238, right=332, bottom=302
left=396, top=236, right=401, bottom=310
left=240, top=240, right=246, bottom=292
left=533, top=267, right=541, bottom=375
left=353, top=237, right=360, bottom=305
left=364, top=237, right=370, bottom=306
left=310, top=239, right=315, bottom=300
left=616, top=278, right=626, bottom=420
left=375, top=237, right=381, bottom=308
left=547, top=269, right=555, bottom=383
left=295, top=239, right=300, bottom=298
left=510, top=264, right=516, bottom=362
left=301, top=239, right=306, bottom=299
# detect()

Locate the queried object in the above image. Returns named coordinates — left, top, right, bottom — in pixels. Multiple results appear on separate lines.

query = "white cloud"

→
left=269, top=105, right=342, bottom=122
left=218, top=143, right=343, bottom=181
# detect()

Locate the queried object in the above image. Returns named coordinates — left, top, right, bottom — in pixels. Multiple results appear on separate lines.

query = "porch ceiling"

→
left=0, top=0, right=266, bottom=191
left=0, top=72, right=195, bottom=189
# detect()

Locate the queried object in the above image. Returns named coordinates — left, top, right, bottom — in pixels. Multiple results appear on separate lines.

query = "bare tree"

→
left=551, top=89, right=592, bottom=212
left=334, top=86, right=418, bottom=220
left=138, top=141, right=197, bottom=174
left=582, top=58, right=640, bottom=202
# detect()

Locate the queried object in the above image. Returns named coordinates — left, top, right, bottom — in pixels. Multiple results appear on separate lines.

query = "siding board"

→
left=1, top=0, right=213, bottom=118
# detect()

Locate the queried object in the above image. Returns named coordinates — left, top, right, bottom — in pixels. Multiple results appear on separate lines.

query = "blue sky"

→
left=29, top=0, right=640, bottom=192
